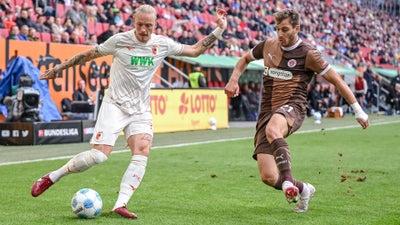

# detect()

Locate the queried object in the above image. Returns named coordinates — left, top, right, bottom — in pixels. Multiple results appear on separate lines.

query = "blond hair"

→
left=134, top=4, right=156, bottom=19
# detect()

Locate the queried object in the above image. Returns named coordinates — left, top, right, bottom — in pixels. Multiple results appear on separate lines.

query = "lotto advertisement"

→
left=150, top=89, right=228, bottom=133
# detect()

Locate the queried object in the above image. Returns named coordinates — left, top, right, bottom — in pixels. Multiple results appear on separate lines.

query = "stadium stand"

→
left=0, top=0, right=398, bottom=64
left=0, top=0, right=399, bottom=120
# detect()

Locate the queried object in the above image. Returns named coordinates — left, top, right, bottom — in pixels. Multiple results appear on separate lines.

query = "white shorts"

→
left=90, top=101, right=153, bottom=146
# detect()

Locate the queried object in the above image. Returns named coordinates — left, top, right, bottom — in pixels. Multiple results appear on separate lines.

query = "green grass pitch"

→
left=0, top=120, right=399, bottom=224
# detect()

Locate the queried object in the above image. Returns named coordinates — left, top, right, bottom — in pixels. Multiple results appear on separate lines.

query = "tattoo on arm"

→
left=201, top=33, right=218, bottom=48
left=58, top=48, right=103, bottom=71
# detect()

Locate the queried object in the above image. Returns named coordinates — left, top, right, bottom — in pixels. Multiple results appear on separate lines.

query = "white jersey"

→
left=96, top=30, right=183, bottom=114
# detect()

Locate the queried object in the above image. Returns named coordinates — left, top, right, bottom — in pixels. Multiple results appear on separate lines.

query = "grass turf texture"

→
left=0, top=120, right=399, bottom=224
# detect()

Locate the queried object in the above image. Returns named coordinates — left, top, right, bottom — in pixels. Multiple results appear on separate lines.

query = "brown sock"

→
left=271, top=138, right=305, bottom=192
left=271, top=138, right=293, bottom=183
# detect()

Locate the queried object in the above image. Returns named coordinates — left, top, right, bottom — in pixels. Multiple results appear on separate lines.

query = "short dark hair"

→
left=274, top=9, right=300, bottom=27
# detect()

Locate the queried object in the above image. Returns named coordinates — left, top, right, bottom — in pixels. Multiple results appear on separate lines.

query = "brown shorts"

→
left=253, top=104, right=305, bottom=160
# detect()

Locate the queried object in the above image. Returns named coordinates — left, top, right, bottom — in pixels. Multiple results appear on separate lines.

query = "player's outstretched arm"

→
left=224, top=52, right=254, bottom=98
left=40, top=48, right=105, bottom=80
left=179, top=9, right=227, bottom=57
left=323, top=69, right=369, bottom=129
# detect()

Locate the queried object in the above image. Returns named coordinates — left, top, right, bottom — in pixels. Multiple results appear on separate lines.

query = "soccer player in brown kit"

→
left=224, top=9, right=369, bottom=212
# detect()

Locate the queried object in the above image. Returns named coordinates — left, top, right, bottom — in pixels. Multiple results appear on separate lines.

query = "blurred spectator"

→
left=96, top=5, right=109, bottom=23
left=171, top=77, right=188, bottom=88
left=51, top=33, right=62, bottom=43
left=16, top=10, right=35, bottom=28
left=28, top=27, right=39, bottom=41
left=189, top=64, right=206, bottom=88
left=73, top=80, right=93, bottom=103
left=61, top=31, right=70, bottom=44
left=52, top=17, right=65, bottom=35
left=354, top=71, right=368, bottom=109
left=0, top=0, right=13, bottom=13
left=363, top=64, right=375, bottom=107
left=389, top=68, right=400, bottom=113
left=63, top=18, right=75, bottom=34
left=66, top=0, right=86, bottom=26
left=86, top=34, right=97, bottom=45
left=309, top=83, right=325, bottom=114
left=240, top=82, right=258, bottom=121
left=35, top=15, right=51, bottom=33
left=19, top=25, right=29, bottom=40
left=8, top=25, right=27, bottom=40
left=97, top=24, right=117, bottom=44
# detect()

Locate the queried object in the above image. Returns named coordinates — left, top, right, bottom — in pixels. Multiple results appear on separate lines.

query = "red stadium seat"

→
left=115, top=0, right=123, bottom=8
left=266, top=15, right=274, bottom=24
left=40, top=32, right=51, bottom=43
left=78, top=36, right=85, bottom=44
left=102, top=23, right=109, bottom=32
left=56, top=3, right=65, bottom=17
left=122, top=13, right=130, bottom=22
left=95, top=22, right=104, bottom=36
left=87, top=20, right=96, bottom=35
left=0, top=29, right=10, bottom=38
left=25, top=0, right=33, bottom=8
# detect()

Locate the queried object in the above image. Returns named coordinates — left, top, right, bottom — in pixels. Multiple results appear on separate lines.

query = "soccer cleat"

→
left=282, top=181, right=300, bottom=203
left=294, top=183, right=316, bottom=213
left=31, top=174, right=54, bottom=197
left=113, top=206, right=138, bottom=219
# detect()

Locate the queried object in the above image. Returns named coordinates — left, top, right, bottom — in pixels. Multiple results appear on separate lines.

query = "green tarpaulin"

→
left=169, top=55, right=263, bottom=70
left=169, top=55, right=397, bottom=77
left=371, top=67, right=398, bottom=78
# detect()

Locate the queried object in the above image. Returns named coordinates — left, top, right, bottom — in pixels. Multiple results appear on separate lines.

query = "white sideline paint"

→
left=0, top=120, right=399, bottom=166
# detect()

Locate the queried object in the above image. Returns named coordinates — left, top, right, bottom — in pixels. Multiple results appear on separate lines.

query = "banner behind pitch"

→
left=150, top=89, right=228, bottom=133
left=0, top=122, right=34, bottom=145
left=34, top=121, right=82, bottom=144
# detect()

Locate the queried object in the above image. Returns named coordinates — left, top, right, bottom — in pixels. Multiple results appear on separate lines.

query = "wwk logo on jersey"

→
left=131, top=56, right=155, bottom=67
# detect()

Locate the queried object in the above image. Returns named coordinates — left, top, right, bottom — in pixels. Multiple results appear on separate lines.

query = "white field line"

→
left=0, top=120, right=399, bottom=167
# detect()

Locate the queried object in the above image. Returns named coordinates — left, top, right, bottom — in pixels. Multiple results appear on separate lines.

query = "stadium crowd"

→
left=0, top=0, right=399, bottom=65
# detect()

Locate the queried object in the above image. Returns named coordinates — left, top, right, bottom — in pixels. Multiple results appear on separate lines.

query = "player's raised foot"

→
left=31, top=174, right=54, bottom=197
left=282, top=181, right=299, bottom=203
left=113, top=206, right=138, bottom=219
left=294, top=183, right=316, bottom=213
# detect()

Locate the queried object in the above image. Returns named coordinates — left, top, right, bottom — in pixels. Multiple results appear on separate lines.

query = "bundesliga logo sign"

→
left=38, top=128, right=79, bottom=137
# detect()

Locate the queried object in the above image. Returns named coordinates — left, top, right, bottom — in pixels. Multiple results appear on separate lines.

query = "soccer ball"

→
left=208, top=117, right=217, bottom=130
left=71, top=188, right=103, bottom=219
left=313, top=111, right=322, bottom=124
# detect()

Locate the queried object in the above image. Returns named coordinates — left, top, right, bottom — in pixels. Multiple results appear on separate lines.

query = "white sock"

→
left=49, top=149, right=108, bottom=182
left=282, top=180, right=294, bottom=191
left=113, top=155, right=148, bottom=210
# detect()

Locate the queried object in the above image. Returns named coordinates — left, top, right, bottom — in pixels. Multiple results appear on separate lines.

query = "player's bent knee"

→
left=133, top=142, right=151, bottom=156
left=260, top=173, right=277, bottom=187
left=265, top=126, right=280, bottom=143
left=92, top=144, right=113, bottom=156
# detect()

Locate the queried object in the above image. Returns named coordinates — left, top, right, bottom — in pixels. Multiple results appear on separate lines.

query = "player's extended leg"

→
left=113, top=133, right=152, bottom=219
left=265, top=113, right=304, bottom=203
left=32, top=101, right=125, bottom=198
left=31, top=145, right=110, bottom=197
left=257, top=153, right=279, bottom=187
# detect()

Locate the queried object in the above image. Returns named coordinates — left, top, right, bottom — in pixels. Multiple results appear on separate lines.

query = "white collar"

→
left=281, top=38, right=302, bottom=51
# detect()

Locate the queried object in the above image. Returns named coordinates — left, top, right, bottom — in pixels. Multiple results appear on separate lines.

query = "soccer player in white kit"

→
left=31, top=5, right=227, bottom=219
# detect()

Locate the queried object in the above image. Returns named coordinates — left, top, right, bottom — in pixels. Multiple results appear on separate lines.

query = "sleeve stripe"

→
left=249, top=48, right=256, bottom=60
left=318, top=64, right=331, bottom=76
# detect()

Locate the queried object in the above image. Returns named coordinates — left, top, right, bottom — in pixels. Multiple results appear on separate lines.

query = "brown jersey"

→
left=251, top=37, right=330, bottom=114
